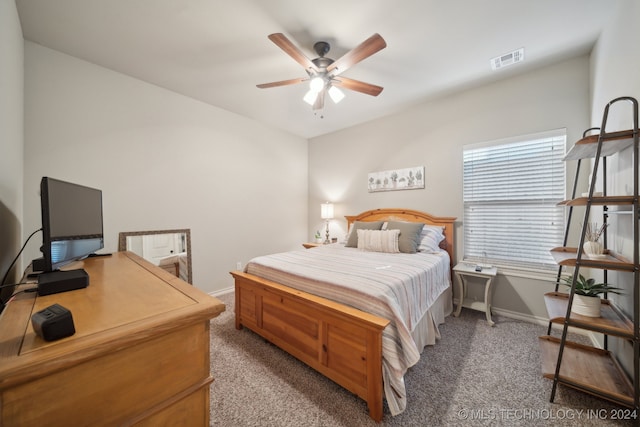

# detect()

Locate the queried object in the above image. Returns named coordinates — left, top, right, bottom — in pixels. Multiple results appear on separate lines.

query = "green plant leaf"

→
left=561, top=273, right=624, bottom=296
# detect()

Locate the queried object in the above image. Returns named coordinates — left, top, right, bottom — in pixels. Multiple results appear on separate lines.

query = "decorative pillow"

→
left=385, top=220, right=425, bottom=254
left=418, top=225, right=446, bottom=252
left=345, top=221, right=384, bottom=247
left=357, top=229, right=400, bottom=253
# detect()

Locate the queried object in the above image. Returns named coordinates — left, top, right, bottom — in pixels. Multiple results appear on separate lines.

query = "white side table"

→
left=453, top=263, right=498, bottom=326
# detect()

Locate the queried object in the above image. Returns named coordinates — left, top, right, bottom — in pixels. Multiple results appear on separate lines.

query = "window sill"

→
left=462, top=255, right=560, bottom=282
left=492, top=264, right=557, bottom=282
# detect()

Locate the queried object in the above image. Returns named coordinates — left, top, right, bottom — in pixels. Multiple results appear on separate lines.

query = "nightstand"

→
left=302, top=243, right=322, bottom=249
left=453, top=262, right=498, bottom=326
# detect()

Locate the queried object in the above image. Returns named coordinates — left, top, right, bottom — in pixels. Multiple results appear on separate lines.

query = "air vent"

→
left=490, top=48, right=524, bottom=70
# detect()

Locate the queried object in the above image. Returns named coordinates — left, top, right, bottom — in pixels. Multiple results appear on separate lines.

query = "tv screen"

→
left=40, top=177, right=104, bottom=272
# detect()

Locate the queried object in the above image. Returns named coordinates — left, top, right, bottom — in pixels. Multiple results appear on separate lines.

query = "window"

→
left=463, top=129, right=566, bottom=271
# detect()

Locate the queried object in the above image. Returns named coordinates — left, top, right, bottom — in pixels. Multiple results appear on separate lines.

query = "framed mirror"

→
left=118, top=229, right=192, bottom=284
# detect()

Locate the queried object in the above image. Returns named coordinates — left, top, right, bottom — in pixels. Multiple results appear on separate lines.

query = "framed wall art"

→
left=368, top=166, right=425, bottom=192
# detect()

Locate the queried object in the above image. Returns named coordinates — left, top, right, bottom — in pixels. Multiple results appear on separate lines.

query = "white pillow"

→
left=357, top=229, right=400, bottom=253
left=418, top=225, right=445, bottom=252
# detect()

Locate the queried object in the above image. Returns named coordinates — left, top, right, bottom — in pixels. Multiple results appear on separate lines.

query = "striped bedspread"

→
left=245, top=243, right=451, bottom=415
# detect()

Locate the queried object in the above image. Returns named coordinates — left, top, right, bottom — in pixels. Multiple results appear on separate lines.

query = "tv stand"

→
left=37, top=269, right=89, bottom=296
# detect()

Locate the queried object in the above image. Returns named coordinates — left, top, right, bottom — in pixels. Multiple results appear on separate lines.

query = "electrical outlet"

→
left=236, top=262, right=242, bottom=270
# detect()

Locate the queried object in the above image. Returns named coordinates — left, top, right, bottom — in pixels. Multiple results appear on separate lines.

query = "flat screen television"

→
left=39, top=177, right=104, bottom=272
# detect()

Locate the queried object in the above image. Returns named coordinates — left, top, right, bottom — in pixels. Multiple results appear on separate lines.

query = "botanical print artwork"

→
left=368, top=166, right=425, bottom=192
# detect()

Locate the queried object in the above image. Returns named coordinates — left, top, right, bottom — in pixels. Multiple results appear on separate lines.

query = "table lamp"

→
left=320, top=202, right=334, bottom=244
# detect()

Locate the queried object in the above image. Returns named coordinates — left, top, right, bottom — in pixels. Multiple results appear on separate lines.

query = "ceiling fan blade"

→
left=312, top=90, right=325, bottom=111
left=256, top=77, right=307, bottom=89
left=326, top=33, right=386, bottom=75
left=268, top=33, right=316, bottom=71
left=332, top=77, right=383, bottom=96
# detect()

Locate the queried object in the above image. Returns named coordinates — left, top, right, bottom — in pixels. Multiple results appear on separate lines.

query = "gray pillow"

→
left=345, top=221, right=384, bottom=247
left=385, top=220, right=425, bottom=253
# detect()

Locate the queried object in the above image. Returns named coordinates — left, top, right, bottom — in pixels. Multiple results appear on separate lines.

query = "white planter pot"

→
left=583, top=241, right=604, bottom=256
left=571, top=294, right=602, bottom=317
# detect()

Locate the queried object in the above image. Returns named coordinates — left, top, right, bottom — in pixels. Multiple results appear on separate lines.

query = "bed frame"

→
left=230, top=208, right=456, bottom=421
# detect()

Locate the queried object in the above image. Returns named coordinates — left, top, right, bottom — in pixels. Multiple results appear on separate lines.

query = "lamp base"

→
left=324, top=220, right=330, bottom=244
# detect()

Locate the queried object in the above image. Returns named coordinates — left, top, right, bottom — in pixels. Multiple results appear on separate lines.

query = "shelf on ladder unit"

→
left=539, top=336, right=635, bottom=408
left=563, top=129, right=636, bottom=161
left=557, top=195, right=636, bottom=206
left=544, top=292, right=634, bottom=339
left=549, top=247, right=635, bottom=271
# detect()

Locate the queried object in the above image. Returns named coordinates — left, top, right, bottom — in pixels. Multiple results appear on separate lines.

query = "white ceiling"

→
left=16, top=0, right=621, bottom=139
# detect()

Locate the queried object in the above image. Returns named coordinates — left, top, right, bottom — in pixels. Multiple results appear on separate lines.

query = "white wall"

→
left=0, top=0, right=24, bottom=300
left=589, top=0, right=640, bottom=376
left=309, top=56, right=591, bottom=319
left=23, top=42, right=308, bottom=295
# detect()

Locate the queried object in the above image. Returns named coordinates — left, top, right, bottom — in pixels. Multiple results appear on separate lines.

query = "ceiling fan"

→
left=257, top=33, right=387, bottom=111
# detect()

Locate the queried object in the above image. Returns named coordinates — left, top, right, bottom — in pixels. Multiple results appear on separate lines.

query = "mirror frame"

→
left=118, top=229, right=192, bottom=284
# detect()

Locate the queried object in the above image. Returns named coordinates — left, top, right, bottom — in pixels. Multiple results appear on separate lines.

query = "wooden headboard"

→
left=345, top=208, right=457, bottom=266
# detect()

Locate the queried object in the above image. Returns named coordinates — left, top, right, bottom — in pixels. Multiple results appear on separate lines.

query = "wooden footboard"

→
left=230, top=271, right=390, bottom=422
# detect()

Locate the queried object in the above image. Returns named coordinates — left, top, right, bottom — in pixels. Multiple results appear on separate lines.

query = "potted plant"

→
left=562, top=273, right=623, bottom=317
left=314, top=230, right=323, bottom=244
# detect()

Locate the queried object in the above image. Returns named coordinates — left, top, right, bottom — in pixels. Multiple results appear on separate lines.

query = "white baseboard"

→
left=453, top=299, right=600, bottom=348
left=491, top=306, right=550, bottom=327
left=492, top=306, right=600, bottom=348
left=209, top=287, right=234, bottom=298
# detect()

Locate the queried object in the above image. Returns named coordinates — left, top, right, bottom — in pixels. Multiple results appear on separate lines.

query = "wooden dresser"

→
left=0, top=251, right=225, bottom=426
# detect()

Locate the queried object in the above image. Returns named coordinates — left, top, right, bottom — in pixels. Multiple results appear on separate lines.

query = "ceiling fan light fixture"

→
left=309, top=76, right=326, bottom=93
left=328, top=86, right=345, bottom=104
left=259, top=33, right=386, bottom=111
left=303, top=89, right=318, bottom=105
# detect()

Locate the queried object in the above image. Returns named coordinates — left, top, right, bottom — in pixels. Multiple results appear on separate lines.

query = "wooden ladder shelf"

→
left=540, top=96, right=640, bottom=413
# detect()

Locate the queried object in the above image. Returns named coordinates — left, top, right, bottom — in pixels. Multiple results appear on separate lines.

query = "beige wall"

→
left=309, top=56, right=591, bottom=320
left=22, top=42, right=308, bottom=295
left=9, top=0, right=640, bottom=321
left=0, top=0, right=24, bottom=299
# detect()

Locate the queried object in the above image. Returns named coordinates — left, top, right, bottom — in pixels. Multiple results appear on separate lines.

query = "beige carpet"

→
left=209, top=292, right=634, bottom=426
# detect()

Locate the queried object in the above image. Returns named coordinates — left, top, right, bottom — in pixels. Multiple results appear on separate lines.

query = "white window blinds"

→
left=463, top=129, right=566, bottom=270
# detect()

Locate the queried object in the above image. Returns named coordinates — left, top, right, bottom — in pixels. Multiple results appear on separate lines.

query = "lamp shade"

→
left=309, top=76, right=325, bottom=93
left=303, top=90, right=318, bottom=105
left=320, top=202, right=334, bottom=219
left=328, top=86, right=345, bottom=103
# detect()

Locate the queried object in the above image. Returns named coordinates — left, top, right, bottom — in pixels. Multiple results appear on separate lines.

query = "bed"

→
left=230, top=208, right=456, bottom=421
